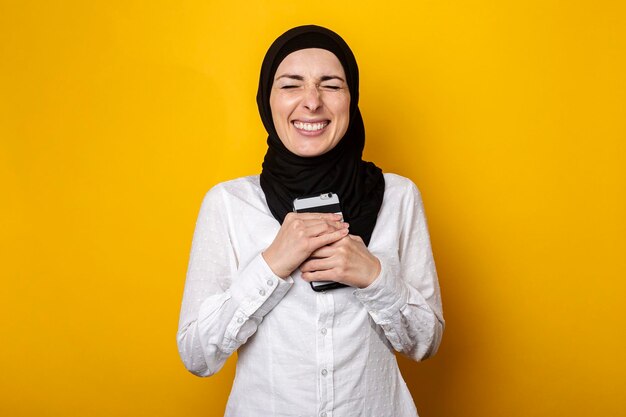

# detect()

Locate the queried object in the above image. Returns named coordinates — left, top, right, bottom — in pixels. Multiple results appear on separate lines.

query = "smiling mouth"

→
left=292, top=121, right=329, bottom=132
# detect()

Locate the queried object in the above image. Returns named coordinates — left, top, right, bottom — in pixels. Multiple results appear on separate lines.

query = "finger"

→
left=301, top=269, right=341, bottom=283
left=305, top=221, right=348, bottom=237
left=310, top=227, right=349, bottom=250
left=300, top=256, right=336, bottom=272
left=309, top=245, right=336, bottom=258
left=291, top=212, right=343, bottom=221
left=301, top=218, right=346, bottom=230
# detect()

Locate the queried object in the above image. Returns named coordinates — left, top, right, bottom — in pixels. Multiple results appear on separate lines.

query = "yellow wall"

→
left=1, top=1, right=624, bottom=416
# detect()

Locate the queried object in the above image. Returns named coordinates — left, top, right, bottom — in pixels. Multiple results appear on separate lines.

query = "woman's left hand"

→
left=299, top=235, right=381, bottom=289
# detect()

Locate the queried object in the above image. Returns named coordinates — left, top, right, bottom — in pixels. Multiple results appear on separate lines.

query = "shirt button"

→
left=259, top=289, right=266, bottom=296
left=237, top=317, right=243, bottom=324
left=320, top=328, right=327, bottom=335
left=321, top=369, right=328, bottom=376
left=321, top=412, right=327, bottom=417
left=266, top=279, right=273, bottom=286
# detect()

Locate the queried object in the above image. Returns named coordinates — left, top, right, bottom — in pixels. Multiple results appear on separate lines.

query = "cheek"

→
left=270, top=94, right=297, bottom=124
left=335, top=98, right=351, bottom=125
left=332, top=93, right=350, bottom=115
left=269, top=104, right=286, bottom=132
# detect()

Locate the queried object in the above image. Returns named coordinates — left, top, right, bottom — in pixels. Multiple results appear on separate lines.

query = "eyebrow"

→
left=320, top=75, right=345, bottom=82
left=274, top=74, right=345, bottom=82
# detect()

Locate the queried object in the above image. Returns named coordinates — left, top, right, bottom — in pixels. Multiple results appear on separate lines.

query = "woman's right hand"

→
left=262, top=212, right=349, bottom=278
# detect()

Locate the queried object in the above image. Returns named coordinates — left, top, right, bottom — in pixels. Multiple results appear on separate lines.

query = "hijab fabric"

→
left=258, top=25, right=385, bottom=246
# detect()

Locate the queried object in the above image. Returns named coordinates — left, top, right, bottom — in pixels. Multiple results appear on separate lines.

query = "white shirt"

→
left=177, top=173, right=444, bottom=417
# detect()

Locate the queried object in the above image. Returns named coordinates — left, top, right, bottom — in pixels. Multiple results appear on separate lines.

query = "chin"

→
left=293, top=148, right=326, bottom=158
left=292, top=143, right=336, bottom=157
left=285, top=138, right=330, bottom=157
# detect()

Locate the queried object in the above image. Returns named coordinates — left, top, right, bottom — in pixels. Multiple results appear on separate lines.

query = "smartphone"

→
left=293, top=192, right=347, bottom=292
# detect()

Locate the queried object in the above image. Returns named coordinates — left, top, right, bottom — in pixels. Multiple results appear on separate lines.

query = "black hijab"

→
left=258, top=25, right=385, bottom=246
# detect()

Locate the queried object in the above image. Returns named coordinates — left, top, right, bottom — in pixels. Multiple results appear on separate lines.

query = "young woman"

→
left=177, top=25, right=444, bottom=417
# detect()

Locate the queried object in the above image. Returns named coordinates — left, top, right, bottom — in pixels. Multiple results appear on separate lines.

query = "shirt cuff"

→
left=230, top=253, right=293, bottom=319
left=353, top=258, right=408, bottom=324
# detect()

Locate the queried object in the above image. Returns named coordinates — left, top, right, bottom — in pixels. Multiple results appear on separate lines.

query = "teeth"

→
left=294, top=121, right=328, bottom=131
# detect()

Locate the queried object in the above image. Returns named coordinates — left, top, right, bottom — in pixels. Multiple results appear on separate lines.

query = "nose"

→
left=302, top=85, right=322, bottom=112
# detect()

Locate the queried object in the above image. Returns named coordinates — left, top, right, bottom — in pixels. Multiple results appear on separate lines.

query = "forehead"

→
left=275, top=48, right=345, bottom=77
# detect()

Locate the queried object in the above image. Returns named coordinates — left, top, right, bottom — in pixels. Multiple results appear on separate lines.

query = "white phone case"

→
left=292, top=192, right=341, bottom=215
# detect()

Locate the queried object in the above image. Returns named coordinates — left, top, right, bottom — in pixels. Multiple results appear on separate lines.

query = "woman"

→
left=177, top=25, right=444, bottom=417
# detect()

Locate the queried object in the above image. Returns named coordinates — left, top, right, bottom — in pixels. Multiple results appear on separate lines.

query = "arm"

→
left=176, top=186, right=293, bottom=377
left=353, top=182, right=444, bottom=361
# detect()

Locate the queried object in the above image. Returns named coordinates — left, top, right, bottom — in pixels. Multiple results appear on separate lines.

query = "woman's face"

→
left=270, top=48, right=350, bottom=157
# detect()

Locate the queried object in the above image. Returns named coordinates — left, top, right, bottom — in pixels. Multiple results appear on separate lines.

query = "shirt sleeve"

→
left=176, top=186, right=293, bottom=377
left=353, top=181, right=444, bottom=361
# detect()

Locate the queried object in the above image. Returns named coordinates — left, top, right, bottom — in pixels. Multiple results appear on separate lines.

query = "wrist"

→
left=262, top=250, right=291, bottom=279
left=359, top=256, right=381, bottom=289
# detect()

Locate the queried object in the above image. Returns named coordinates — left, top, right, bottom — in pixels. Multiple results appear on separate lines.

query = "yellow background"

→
left=1, top=0, right=624, bottom=416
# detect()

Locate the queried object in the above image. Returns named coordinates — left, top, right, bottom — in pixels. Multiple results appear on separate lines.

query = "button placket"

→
left=316, top=291, right=335, bottom=417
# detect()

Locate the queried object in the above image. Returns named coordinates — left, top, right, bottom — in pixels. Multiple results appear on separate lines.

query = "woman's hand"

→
left=262, top=212, right=349, bottom=278
left=299, top=235, right=381, bottom=289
